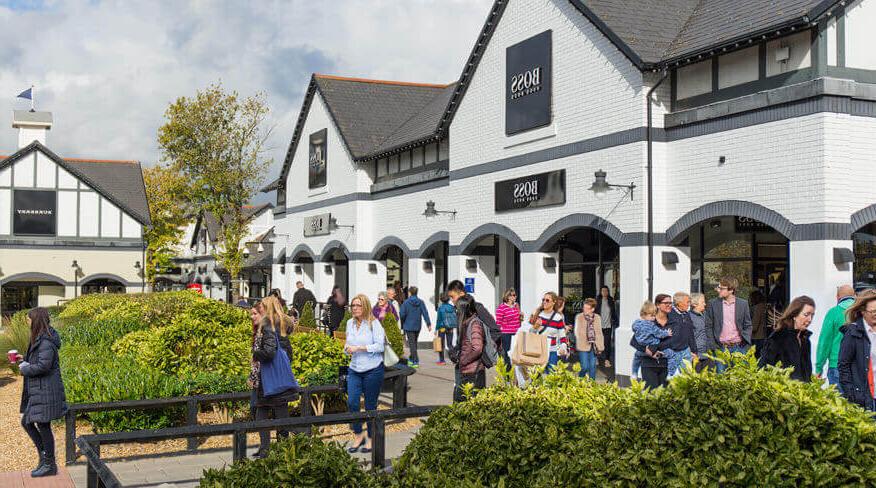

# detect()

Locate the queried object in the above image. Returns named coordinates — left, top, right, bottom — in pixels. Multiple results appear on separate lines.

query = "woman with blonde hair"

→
left=530, top=291, right=567, bottom=373
left=250, top=295, right=298, bottom=458
left=344, top=294, right=386, bottom=453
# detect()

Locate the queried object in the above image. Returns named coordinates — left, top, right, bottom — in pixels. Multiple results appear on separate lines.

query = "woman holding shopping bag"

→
left=250, top=296, right=299, bottom=459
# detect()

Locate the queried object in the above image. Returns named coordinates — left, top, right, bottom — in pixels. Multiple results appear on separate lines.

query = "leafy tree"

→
left=142, top=164, right=188, bottom=286
left=158, top=82, right=272, bottom=294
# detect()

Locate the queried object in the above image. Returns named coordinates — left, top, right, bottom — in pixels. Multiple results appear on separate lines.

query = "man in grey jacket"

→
left=703, top=277, right=752, bottom=373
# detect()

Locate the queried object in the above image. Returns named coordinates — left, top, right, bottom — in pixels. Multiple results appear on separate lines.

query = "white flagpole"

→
left=31, top=85, right=35, bottom=111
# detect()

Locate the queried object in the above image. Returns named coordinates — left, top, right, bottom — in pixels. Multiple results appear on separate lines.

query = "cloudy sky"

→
left=0, top=0, right=491, bottom=202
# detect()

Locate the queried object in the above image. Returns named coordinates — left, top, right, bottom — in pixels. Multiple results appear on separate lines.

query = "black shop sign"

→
left=506, top=30, right=552, bottom=135
left=309, top=128, right=327, bottom=189
left=13, top=189, right=56, bottom=236
left=495, top=170, right=565, bottom=212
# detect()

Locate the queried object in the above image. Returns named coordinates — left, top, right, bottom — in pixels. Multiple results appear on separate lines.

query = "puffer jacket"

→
left=838, top=319, right=875, bottom=410
left=19, top=327, right=67, bottom=423
left=458, top=317, right=485, bottom=375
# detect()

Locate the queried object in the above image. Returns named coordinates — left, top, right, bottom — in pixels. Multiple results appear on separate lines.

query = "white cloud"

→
left=0, top=0, right=492, bottom=195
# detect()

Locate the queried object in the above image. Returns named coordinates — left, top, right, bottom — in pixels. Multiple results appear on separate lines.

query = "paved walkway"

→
left=64, top=349, right=609, bottom=487
left=0, top=467, right=75, bottom=487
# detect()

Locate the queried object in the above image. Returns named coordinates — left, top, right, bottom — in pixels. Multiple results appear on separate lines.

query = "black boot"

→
left=31, top=453, right=57, bottom=477
left=30, top=451, right=46, bottom=477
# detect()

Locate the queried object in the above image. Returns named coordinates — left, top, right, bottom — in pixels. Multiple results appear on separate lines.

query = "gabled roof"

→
left=0, top=140, right=151, bottom=225
left=277, top=74, right=454, bottom=184
left=437, top=0, right=840, bottom=136
left=200, top=203, right=273, bottom=245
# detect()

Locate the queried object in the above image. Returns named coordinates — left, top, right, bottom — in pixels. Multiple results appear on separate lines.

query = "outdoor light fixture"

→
left=329, top=217, right=354, bottom=231
left=834, top=247, right=855, bottom=265
left=368, top=263, right=378, bottom=274
left=423, top=200, right=457, bottom=218
left=294, top=265, right=303, bottom=274
left=257, top=243, right=265, bottom=253
left=589, top=169, right=635, bottom=200
left=543, top=257, right=557, bottom=268
left=465, top=258, right=478, bottom=271
left=280, top=264, right=286, bottom=274
left=324, top=264, right=333, bottom=274
left=134, top=261, right=141, bottom=270
left=72, top=260, right=82, bottom=298
left=243, top=247, right=250, bottom=256
left=662, top=251, right=679, bottom=266
left=423, top=261, right=433, bottom=272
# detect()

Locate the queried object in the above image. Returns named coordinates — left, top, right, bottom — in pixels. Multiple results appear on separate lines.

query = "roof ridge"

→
left=314, top=73, right=452, bottom=89
left=660, top=0, right=705, bottom=60
left=0, top=155, right=139, bottom=164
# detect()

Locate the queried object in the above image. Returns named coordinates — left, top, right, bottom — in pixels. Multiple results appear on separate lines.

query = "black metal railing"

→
left=66, top=366, right=413, bottom=464
left=77, top=406, right=437, bottom=488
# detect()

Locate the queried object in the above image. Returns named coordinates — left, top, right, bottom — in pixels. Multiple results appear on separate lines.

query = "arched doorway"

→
left=377, top=245, right=408, bottom=292
left=0, top=273, right=67, bottom=316
left=320, top=243, right=349, bottom=300
left=677, top=216, right=789, bottom=307
left=467, top=235, right=521, bottom=312
left=419, top=232, right=450, bottom=308
left=853, top=222, right=876, bottom=291
left=81, top=277, right=126, bottom=295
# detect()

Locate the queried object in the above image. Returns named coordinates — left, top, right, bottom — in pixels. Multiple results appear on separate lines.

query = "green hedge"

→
left=382, top=314, right=404, bottom=359
left=204, top=352, right=876, bottom=487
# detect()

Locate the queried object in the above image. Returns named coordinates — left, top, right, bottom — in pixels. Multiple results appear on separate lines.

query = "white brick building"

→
left=271, top=0, right=876, bottom=383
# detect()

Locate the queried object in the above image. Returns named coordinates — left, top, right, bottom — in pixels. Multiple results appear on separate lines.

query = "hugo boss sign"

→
left=13, top=189, right=57, bottom=235
left=495, top=169, right=565, bottom=212
left=506, top=30, right=552, bottom=135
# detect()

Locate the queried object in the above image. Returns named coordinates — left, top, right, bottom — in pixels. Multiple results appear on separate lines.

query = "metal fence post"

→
left=392, top=375, right=408, bottom=408
left=371, top=415, right=386, bottom=469
left=232, top=431, right=247, bottom=463
left=65, top=410, right=77, bottom=464
left=186, top=398, right=199, bottom=451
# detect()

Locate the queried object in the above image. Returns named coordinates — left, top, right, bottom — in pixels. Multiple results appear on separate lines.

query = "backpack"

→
left=466, top=318, right=499, bottom=369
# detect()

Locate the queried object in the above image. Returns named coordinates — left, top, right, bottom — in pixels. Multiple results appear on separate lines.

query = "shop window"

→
left=853, top=223, right=876, bottom=289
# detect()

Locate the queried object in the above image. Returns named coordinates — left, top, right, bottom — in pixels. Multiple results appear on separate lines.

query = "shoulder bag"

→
left=261, top=329, right=299, bottom=396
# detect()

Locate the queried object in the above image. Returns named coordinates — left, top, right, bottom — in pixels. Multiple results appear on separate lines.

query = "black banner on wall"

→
left=495, top=169, right=565, bottom=212
left=506, top=30, right=552, bottom=135
left=13, top=189, right=56, bottom=236
left=309, top=128, right=327, bottom=189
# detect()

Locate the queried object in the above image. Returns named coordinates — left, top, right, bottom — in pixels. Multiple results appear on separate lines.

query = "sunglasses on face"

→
left=542, top=298, right=553, bottom=303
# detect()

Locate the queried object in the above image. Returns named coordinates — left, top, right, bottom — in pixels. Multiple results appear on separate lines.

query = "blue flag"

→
left=17, top=87, right=32, bottom=100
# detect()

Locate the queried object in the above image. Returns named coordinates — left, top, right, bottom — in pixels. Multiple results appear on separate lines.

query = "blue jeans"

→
left=668, top=348, right=692, bottom=377
left=547, top=351, right=559, bottom=373
left=578, top=350, right=597, bottom=379
left=631, top=353, right=642, bottom=378
left=347, top=364, right=385, bottom=436
left=715, top=344, right=749, bottom=373
left=827, top=367, right=843, bottom=394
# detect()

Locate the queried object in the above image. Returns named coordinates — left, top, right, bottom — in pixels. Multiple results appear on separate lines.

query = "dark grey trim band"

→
left=0, top=272, right=68, bottom=286
left=280, top=176, right=450, bottom=215
left=370, top=236, right=413, bottom=260
left=80, top=273, right=139, bottom=287
left=414, top=231, right=450, bottom=258
left=288, top=243, right=317, bottom=263
left=449, top=126, right=648, bottom=182
left=457, top=223, right=525, bottom=255
left=0, top=239, right=144, bottom=249
left=319, top=240, right=352, bottom=262
left=530, top=213, right=624, bottom=251
left=666, top=201, right=795, bottom=243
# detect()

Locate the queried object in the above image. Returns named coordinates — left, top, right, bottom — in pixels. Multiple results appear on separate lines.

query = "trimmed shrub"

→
left=199, top=434, right=376, bottom=488
left=298, top=301, right=317, bottom=329
left=381, top=313, right=404, bottom=358
left=289, top=332, right=347, bottom=386
left=395, top=352, right=876, bottom=487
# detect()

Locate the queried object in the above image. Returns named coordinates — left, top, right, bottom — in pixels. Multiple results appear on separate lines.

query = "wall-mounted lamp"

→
left=661, top=251, right=679, bottom=266
left=465, top=258, right=478, bottom=271
left=423, top=261, right=434, bottom=272
left=329, top=217, right=354, bottom=231
left=834, top=247, right=855, bottom=265
left=294, top=265, right=303, bottom=274
left=257, top=243, right=265, bottom=253
left=423, top=200, right=457, bottom=218
left=589, top=169, right=636, bottom=200
left=134, top=261, right=141, bottom=270
left=242, top=247, right=250, bottom=257
left=72, top=260, right=82, bottom=298
left=543, top=257, right=557, bottom=268
left=368, top=263, right=378, bottom=274
left=324, top=264, right=333, bottom=274
left=279, top=264, right=286, bottom=274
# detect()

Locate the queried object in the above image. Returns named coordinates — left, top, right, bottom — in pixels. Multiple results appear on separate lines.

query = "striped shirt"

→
left=496, top=303, right=522, bottom=334
left=538, top=311, right=567, bottom=352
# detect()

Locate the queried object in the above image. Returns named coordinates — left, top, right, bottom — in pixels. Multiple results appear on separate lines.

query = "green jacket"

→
left=815, top=296, right=855, bottom=372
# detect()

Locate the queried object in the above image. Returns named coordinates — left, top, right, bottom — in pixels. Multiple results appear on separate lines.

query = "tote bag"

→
left=261, top=330, right=299, bottom=397
left=384, top=338, right=400, bottom=368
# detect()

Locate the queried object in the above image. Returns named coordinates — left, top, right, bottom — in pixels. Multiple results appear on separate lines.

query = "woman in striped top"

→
left=530, top=291, right=567, bottom=373
left=496, top=288, right=523, bottom=371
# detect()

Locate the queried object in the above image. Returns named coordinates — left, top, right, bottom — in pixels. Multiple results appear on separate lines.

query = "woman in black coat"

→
left=838, top=291, right=876, bottom=410
left=16, top=307, right=67, bottom=478
left=250, top=296, right=299, bottom=458
left=326, top=286, right=347, bottom=335
left=759, top=296, right=816, bottom=382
